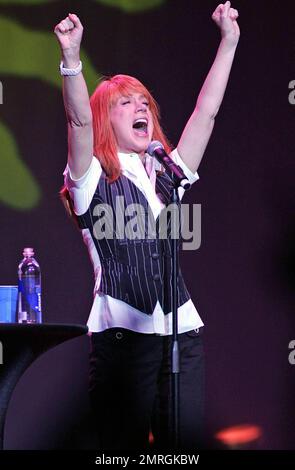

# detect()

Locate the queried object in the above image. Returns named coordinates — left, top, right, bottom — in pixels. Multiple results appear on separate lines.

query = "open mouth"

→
left=133, top=118, right=148, bottom=136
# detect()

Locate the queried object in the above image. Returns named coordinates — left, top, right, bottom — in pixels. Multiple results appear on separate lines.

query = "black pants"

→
left=89, top=327, right=204, bottom=451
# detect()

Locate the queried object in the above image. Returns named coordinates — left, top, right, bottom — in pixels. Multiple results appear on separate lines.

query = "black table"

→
left=0, top=323, right=88, bottom=449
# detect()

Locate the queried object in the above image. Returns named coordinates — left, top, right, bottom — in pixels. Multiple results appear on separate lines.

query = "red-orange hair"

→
left=90, top=74, right=171, bottom=182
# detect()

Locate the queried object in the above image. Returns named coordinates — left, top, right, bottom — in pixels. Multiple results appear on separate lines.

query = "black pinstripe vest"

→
left=77, top=169, right=190, bottom=315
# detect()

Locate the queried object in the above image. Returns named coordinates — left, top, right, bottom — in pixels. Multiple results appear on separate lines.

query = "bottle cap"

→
left=23, top=247, right=34, bottom=257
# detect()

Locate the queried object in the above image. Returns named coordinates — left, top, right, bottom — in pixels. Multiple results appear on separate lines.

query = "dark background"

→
left=0, top=0, right=294, bottom=449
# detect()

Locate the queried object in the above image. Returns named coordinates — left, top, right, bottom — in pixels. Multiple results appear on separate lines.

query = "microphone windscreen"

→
left=146, top=140, right=163, bottom=156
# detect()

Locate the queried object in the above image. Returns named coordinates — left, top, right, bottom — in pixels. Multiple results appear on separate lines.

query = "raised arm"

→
left=177, top=1, right=240, bottom=173
left=54, top=13, right=93, bottom=179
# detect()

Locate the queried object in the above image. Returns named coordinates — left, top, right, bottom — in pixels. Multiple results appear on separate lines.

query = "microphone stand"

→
left=147, top=141, right=191, bottom=448
left=166, top=172, right=190, bottom=450
left=170, top=183, right=180, bottom=450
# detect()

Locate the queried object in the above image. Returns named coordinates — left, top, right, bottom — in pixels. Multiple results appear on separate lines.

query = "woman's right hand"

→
left=54, top=13, right=83, bottom=57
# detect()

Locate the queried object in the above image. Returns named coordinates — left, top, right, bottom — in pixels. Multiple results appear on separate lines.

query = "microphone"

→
left=146, top=141, right=191, bottom=190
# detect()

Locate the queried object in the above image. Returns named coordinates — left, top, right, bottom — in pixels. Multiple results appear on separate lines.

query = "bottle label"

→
left=18, top=275, right=42, bottom=323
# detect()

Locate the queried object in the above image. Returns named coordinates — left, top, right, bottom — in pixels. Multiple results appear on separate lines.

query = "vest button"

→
left=153, top=273, right=161, bottom=281
left=151, top=252, right=159, bottom=260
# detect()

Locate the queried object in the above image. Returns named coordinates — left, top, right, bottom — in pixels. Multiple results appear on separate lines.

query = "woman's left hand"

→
left=212, top=1, right=240, bottom=47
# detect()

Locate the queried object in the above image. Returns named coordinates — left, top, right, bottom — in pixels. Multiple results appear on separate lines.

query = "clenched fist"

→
left=212, top=1, right=240, bottom=47
left=54, top=13, right=83, bottom=53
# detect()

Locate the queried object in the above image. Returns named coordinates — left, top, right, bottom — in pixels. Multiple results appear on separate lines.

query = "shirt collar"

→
left=117, top=151, right=162, bottom=175
left=117, top=151, right=165, bottom=219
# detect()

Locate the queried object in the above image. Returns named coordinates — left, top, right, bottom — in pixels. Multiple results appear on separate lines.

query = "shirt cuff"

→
left=63, top=156, right=100, bottom=189
left=170, top=148, right=199, bottom=184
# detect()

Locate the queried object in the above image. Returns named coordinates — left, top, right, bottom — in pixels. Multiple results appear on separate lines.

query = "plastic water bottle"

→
left=17, top=247, right=42, bottom=323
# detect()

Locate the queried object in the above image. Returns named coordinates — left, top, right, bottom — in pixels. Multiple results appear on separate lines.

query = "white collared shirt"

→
left=64, top=149, right=204, bottom=334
